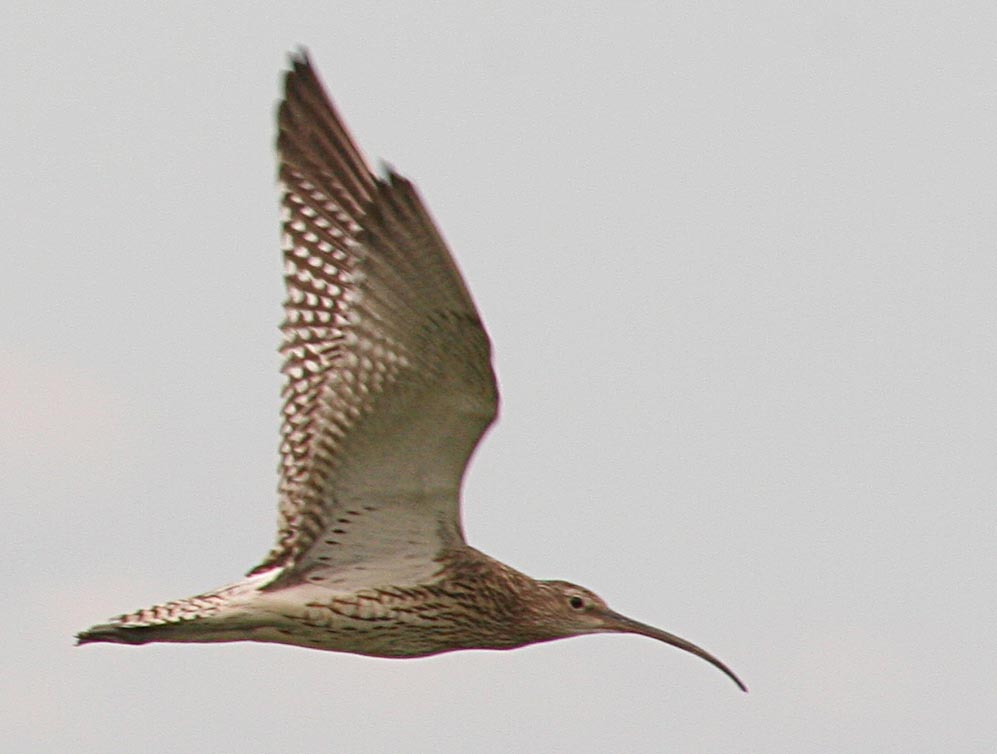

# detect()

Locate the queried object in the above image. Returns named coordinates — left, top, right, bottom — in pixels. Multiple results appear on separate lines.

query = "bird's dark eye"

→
left=568, top=595, right=585, bottom=610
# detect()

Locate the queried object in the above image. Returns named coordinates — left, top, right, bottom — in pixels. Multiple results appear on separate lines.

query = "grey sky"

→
left=3, top=2, right=995, bottom=753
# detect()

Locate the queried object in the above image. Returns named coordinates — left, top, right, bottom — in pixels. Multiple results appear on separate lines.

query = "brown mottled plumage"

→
left=76, top=51, right=746, bottom=693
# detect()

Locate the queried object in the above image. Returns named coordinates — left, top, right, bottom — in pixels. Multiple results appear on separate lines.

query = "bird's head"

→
left=534, top=579, right=747, bottom=692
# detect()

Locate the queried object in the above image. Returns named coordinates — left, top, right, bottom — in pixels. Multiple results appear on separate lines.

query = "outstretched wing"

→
left=250, top=53, right=498, bottom=588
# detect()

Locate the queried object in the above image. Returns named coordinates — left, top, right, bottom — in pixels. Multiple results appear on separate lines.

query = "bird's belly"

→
left=248, top=582, right=519, bottom=657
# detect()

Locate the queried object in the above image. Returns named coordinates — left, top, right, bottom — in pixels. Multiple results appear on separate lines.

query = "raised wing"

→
left=250, top=53, right=499, bottom=587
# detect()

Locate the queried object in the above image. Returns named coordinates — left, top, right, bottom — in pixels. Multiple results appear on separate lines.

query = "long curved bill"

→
left=604, top=610, right=747, bottom=692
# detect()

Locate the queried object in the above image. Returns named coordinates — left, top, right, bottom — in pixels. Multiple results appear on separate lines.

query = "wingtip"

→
left=283, top=47, right=317, bottom=96
left=288, top=45, right=312, bottom=68
left=377, top=158, right=401, bottom=182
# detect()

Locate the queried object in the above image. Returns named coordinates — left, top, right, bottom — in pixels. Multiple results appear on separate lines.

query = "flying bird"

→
left=77, top=52, right=746, bottom=692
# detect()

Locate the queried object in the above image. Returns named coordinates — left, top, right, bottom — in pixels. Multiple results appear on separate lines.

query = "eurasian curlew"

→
left=77, top=52, right=746, bottom=693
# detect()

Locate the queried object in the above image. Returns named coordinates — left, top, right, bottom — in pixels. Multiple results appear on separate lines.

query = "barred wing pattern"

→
left=251, top=54, right=499, bottom=587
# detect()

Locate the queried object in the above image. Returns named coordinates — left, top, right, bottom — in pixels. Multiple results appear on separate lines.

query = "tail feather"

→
left=76, top=622, right=165, bottom=646
left=75, top=569, right=283, bottom=647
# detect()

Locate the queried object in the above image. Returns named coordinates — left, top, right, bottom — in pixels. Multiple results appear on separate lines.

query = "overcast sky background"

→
left=3, top=2, right=995, bottom=753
